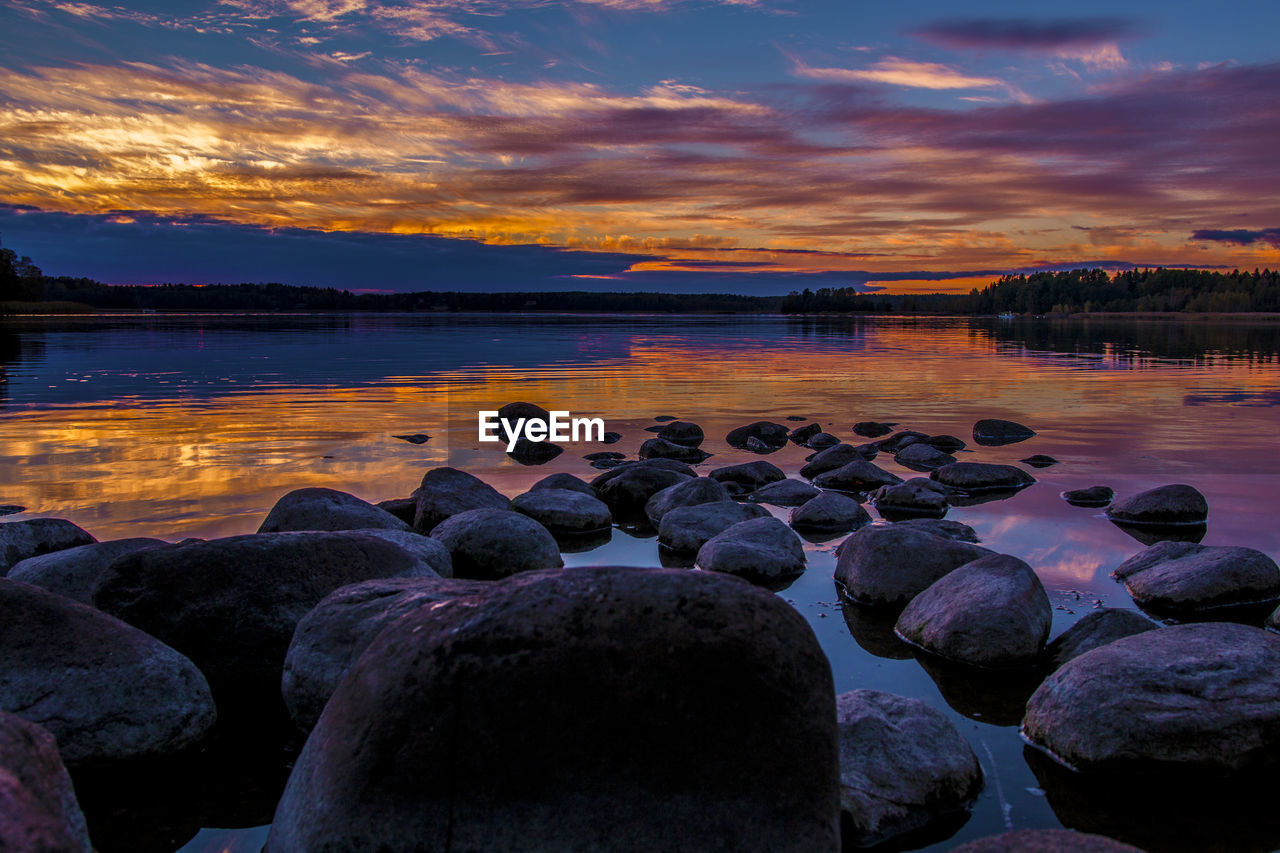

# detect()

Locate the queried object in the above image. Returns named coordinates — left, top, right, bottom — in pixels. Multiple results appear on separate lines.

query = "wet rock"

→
left=602, top=431, right=623, bottom=444
left=836, top=690, right=982, bottom=848
left=530, top=472, right=595, bottom=495
left=697, top=517, right=806, bottom=583
left=0, top=519, right=96, bottom=575
left=0, top=505, right=24, bottom=516
left=952, top=829, right=1142, bottom=852
left=266, top=567, right=840, bottom=853
left=653, top=415, right=678, bottom=422
left=785, top=415, right=808, bottom=421
left=709, top=460, right=786, bottom=490
left=7, top=538, right=166, bottom=605
left=431, top=508, right=563, bottom=579
left=788, top=422, right=822, bottom=444
left=726, top=420, right=790, bottom=449
left=1112, top=540, right=1280, bottom=617
left=1043, top=609, right=1158, bottom=672
left=931, top=462, right=1035, bottom=494
left=644, top=477, right=733, bottom=527
left=745, top=478, right=821, bottom=507
left=657, top=421, right=704, bottom=447
left=0, top=711, right=92, bottom=852
left=813, top=460, right=903, bottom=493
left=282, top=577, right=490, bottom=731
left=1061, top=486, right=1113, bottom=507
left=349, top=529, right=454, bottom=577
left=800, top=444, right=868, bottom=479
left=590, top=458, right=625, bottom=470
left=925, top=434, right=966, bottom=453
left=895, top=442, right=957, bottom=471
left=507, top=437, right=564, bottom=465
left=870, top=479, right=948, bottom=518
left=411, top=467, right=510, bottom=533
left=895, top=554, right=1051, bottom=668
left=807, top=432, right=841, bottom=450
left=497, top=401, right=550, bottom=439
left=584, top=451, right=625, bottom=462
left=259, top=487, right=411, bottom=534
left=790, top=492, right=871, bottom=535
left=744, top=436, right=774, bottom=453
left=1021, top=454, right=1059, bottom=468
left=592, top=463, right=693, bottom=516
left=375, top=497, right=416, bottom=525
left=972, top=418, right=1036, bottom=446
left=875, top=430, right=928, bottom=453
left=852, top=421, right=894, bottom=438
left=835, top=526, right=993, bottom=607
left=511, top=489, right=612, bottom=534
left=1, top=578, right=216, bottom=765
left=391, top=433, right=430, bottom=444
left=638, top=437, right=711, bottom=463
left=657, top=501, right=770, bottom=553
left=893, top=518, right=979, bottom=543
left=1105, top=483, right=1208, bottom=527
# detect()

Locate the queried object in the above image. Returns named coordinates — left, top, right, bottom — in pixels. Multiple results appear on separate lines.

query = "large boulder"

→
left=813, top=461, right=902, bottom=493
left=835, top=526, right=993, bottom=606
left=91, top=531, right=443, bottom=713
left=592, top=463, right=692, bottom=516
left=0, top=519, right=96, bottom=575
left=1023, top=622, right=1280, bottom=774
left=894, top=554, right=1051, bottom=668
left=893, top=518, right=979, bottom=543
left=972, top=418, right=1036, bottom=446
left=282, top=577, right=491, bottom=731
left=644, top=477, right=732, bottom=527
left=790, top=491, right=871, bottom=535
left=411, top=467, right=510, bottom=533
left=930, top=462, right=1035, bottom=494
left=259, top=487, right=411, bottom=533
left=658, top=501, right=770, bottom=553
left=697, top=517, right=806, bottom=583
left=0, top=712, right=92, bottom=852
left=952, top=830, right=1142, bottom=852
left=430, top=509, right=563, bottom=578
left=1112, top=541, right=1280, bottom=617
left=267, top=567, right=840, bottom=853
left=725, top=421, right=790, bottom=449
left=709, top=460, right=786, bottom=491
left=7, top=538, right=165, bottom=605
left=1, top=578, right=216, bottom=765
left=510, top=489, right=612, bottom=534
left=1105, top=484, right=1209, bottom=527
left=746, top=478, right=821, bottom=507
left=1042, top=609, right=1157, bottom=672
left=836, top=690, right=982, bottom=848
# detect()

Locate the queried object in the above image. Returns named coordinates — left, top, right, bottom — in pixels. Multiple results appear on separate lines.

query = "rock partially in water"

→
left=1061, top=485, right=1114, bottom=507
left=893, top=518, right=979, bottom=543
left=411, top=467, right=510, bottom=533
left=0, top=518, right=97, bottom=575
left=871, top=478, right=949, bottom=518
left=744, top=436, right=774, bottom=453
left=895, top=442, right=957, bottom=472
left=745, top=478, right=821, bottom=507
left=787, top=422, right=821, bottom=445
left=391, top=433, right=430, bottom=444
left=836, top=690, right=982, bottom=849
left=697, top=517, right=806, bottom=583
left=530, top=472, right=595, bottom=495
left=653, top=415, right=678, bottom=422
left=852, top=421, right=894, bottom=438
left=1105, top=483, right=1208, bottom=527
left=602, top=431, right=623, bottom=444
left=592, top=463, right=693, bottom=516
left=431, top=508, right=563, bottom=579
left=259, top=487, right=411, bottom=534
left=496, top=401, right=550, bottom=439
left=808, top=432, right=841, bottom=450
left=507, top=437, right=564, bottom=466
left=813, top=460, right=902, bottom=493
left=657, top=420, right=705, bottom=448
left=875, top=430, right=928, bottom=454
left=658, top=501, right=770, bottom=553
left=709, top=460, right=786, bottom=490
left=835, top=526, right=993, bottom=607
left=1112, top=540, right=1280, bottom=617
left=1, top=578, right=216, bottom=765
left=511, top=488, right=612, bottom=534
left=925, top=434, right=966, bottom=453
left=931, top=462, right=1035, bottom=494
left=1021, top=454, right=1059, bottom=468
left=725, top=421, right=790, bottom=449
left=895, top=554, right=1051, bottom=668
left=972, top=418, right=1036, bottom=446
left=7, top=538, right=166, bottom=605
left=790, top=492, right=871, bottom=536
left=1042, top=608, right=1158, bottom=672
left=638, top=436, right=711, bottom=463
left=0, top=711, right=92, bottom=853
left=952, top=829, right=1142, bottom=852
left=0, top=505, right=25, bottom=516
left=799, top=444, right=867, bottom=479
left=644, top=477, right=733, bottom=527
left=266, top=567, right=840, bottom=853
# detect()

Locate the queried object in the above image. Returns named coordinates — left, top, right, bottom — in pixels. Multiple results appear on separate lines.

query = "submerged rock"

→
left=511, top=489, right=612, bottom=534
left=813, top=460, right=902, bottom=493
left=871, top=478, right=949, bottom=518
left=644, top=477, right=733, bottom=527
left=790, top=492, right=871, bottom=535
left=1106, top=483, right=1208, bottom=527
left=745, top=478, right=821, bottom=507
left=0, top=519, right=96, bottom=575
left=657, top=421, right=704, bottom=448
left=972, top=418, right=1036, bottom=446
left=725, top=421, right=790, bottom=449
left=1042, top=608, right=1158, bottom=672
left=852, top=421, right=894, bottom=438
left=787, top=422, right=822, bottom=445
left=507, top=437, right=564, bottom=466
left=602, top=431, right=623, bottom=444
left=835, top=526, right=993, bottom=607
left=0, top=711, right=92, bottom=852
left=658, top=501, right=770, bottom=553
left=259, top=487, right=410, bottom=534
left=894, top=442, right=957, bottom=471
left=391, top=433, right=430, bottom=444
left=1061, top=485, right=1114, bottom=507
left=697, top=517, right=806, bottom=583
left=1112, top=540, right=1280, bottom=617
left=638, top=437, right=710, bottom=463
left=7, top=537, right=165, bottom=605
left=1021, top=454, right=1059, bottom=468
left=931, top=462, right=1035, bottom=494
left=875, top=430, right=928, bottom=454
left=709, top=460, right=786, bottom=490
left=800, top=444, right=869, bottom=479
left=808, top=432, right=841, bottom=450
left=431, top=508, right=563, bottom=578
left=411, top=467, right=510, bottom=533
left=925, top=434, right=966, bottom=453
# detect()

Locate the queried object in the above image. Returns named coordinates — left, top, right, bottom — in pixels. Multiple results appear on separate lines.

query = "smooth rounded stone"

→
left=374, top=496, right=416, bottom=525
left=7, top=538, right=166, bottom=605
left=602, top=431, right=623, bottom=444
left=951, top=829, right=1143, bottom=852
left=893, top=518, right=979, bottom=542
left=282, top=577, right=491, bottom=731
left=638, top=436, right=710, bottom=463
left=1111, top=540, right=1280, bottom=616
left=430, top=508, right=563, bottom=579
left=807, top=432, right=841, bottom=450
left=644, top=477, right=732, bottom=527
left=657, top=420, right=704, bottom=447
left=0, top=505, right=24, bottom=516
left=0, top=712, right=92, bottom=852
left=92, top=531, right=443, bottom=713
left=658, top=501, right=770, bottom=553
left=709, top=459, right=786, bottom=490
left=1062, top=485, right=1114, bottom=507
left=1105, top=483, right=1208, bottom=527
left=836, top=690, right=982, bottom=848
left=411, top=467, right=510, bottom=533
left=813, top=460, right=903, bottom=493
left=1023, top=622, right=1280, bottom=774
left=0, top=519, right=96, bottom=575
left=725, top=420, right=790, bottom=449
left=799, top=444, right=866, bottom=479
left=785, top=415, right=807, bottom=421
left=1, top=578, right=216, bottom=765
left=643, top=424, right=666, bottom=433
left=510, top=488, right=612, bottom=534
left=391, top=432, right=430, bottom=444
left=348, top=529, right=454, bottom=578
left=871, top=478, right=948, bottom=517
left=745, top=478, right=821, bottom=507
left=1021, top=454, right=1059, bottom=468
left=1043, top=609, right=1158, bottom=672
left=507, top=437, right=564, bottom=465
left=835, top=525, right=994, bottom=607
left=258, top=487, right=411, bottom=534
left=931, top=462, right=1035, bottom=494
left=875, top=430, right=928, bottom=453
left=696, top=517, right=806, bottom=582
left=895, top=554, right=1051, bottom=668
left=972, top=418, right=1036, bottom=446
left=787, top=422, right=821, bottom=444
left=790, top=492, right=871, bottom=534
left=592, top=464, right=693, bottom=515
left=496, top=401, right=550, bottom=439
left=530, top=472, right=595, bottom=495
left=925, top=434, right=966, bottom=452
left=590, top=457, right=625, bottom=469
left=267, top=567, right=840, bottom=853
left=852, top=421, right=894, bottom=438
left=744, top=436, right=774, bottom=453
left=894, top=442, right=957, bottom=471
left=584, top=450, right=625, bottom=462
left=653, top=414, right=678, bottom=422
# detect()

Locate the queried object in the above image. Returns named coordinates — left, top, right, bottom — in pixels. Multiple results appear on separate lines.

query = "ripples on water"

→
left=2, top=313, right=1279, bottom=852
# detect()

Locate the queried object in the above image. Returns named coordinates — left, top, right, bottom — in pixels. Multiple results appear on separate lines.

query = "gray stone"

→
left=511, top=489, right=612, bottom=534
left=852, top=421, right=894, bottom=438
left=658, top=501, right=770, bottom=552
left=892, top=518, right=979, bottom=542
left=430, top=508, right=563, bottom=579
left=709, top=460, right=786, bottom=490
left=931, top=462, right=1035, bottom=494
left=746, top=478, right=821, bottom=507
left=411, top=467, right=510, bottom=533
left=638, top=437, right=710, bottom=463
left=375, top=497, right=416, bottom=525
left=259, top=487, right=411, bottom=533
left=529, top=472, right=595, bottom=495
left=875, top=430, right=927, bottom=453
left=1061, top=486, right=1114, bottom=507
left=972, top=418, right=1036, bottom=446
left=1106, top=484, right=1208, bottom=527
left=697, top=517, right=806, bottom=582
left=1111, top=540, right=1280, bottom=616
left=790, top=492, right=871, bottom=535
left=813, top=460, right=903, bottom=493
left=1043, top=609, right=1158, bottom=672
left=0, top=519, right=96, bottom=576
left=7, top=538, right=165, bottom=605
left=807, top=432, right=841, bottom=450
left=644, top=477, right=732, bottom=527
left=726, top=421, right=790, bottom=448
left=871, top=478, right=948, bottom=516
left=925, top=435, right=966, bottom=453
left=894, top=442, right=957, bottom=471
left=1021, top=454, right=1059, bottom=468
left=507, top=438, right=563, bottom=466
left=787, top=423, right=821, bottom=444
left=835, top=525, right=993, bottom=607
left=657, top=421, right=704, bottom=448
left=592, top=463, right=693, bottom=516
left=800, top=444, right=867, bottom=480
left=952, top=829, right=1143, bottom=852
left=0, top=711, right=91, bottom=852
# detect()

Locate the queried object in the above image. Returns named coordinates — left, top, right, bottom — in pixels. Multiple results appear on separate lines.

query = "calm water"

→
left=3, top=313, right=1280, bottom=852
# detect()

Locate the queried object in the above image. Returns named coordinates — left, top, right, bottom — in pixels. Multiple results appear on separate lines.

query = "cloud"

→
left=912, top=17, right=1143, bottom=52
left=793, top=57, right=1006, bottom=91
left=1192, top=228, right=1280, bottom=248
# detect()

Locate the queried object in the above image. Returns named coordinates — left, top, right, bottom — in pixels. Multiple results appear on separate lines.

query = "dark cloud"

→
left=911, top=17, right=1143, bottom=51
left=1192, top=228, right=1280, bottom=248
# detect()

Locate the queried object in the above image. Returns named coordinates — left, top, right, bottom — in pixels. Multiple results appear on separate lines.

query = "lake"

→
left=3, top=312, right=1280, bottom=852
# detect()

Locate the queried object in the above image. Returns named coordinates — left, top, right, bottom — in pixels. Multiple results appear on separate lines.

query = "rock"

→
left=644, top=424, right=666, bottom=433
left=92, top=531, right=443, bottom=714
left=431, top=509, right=563, bottom=579
left=799, top=444, right=867, bottom=479
left=697, top=518, right=806, bottom=583
left=1043, top=609, right=1158, bottom=672
left=1112, top=541, right=1280, bottom=617
left=931, top=462, right=1035, bottom=494
left=602, top=431, right=623, bottom=444
left=497, top=401, right=550, bottom=440
left=1061, top=485, right=1114, bottom=507
left=1105, top=483, right=1208, bottom=527
left=895, top=442, right=956, bottom=471
left=507, top=437, right=564, bottom=465
left=835, top=526, right=993, bottom=607
left=790, top=492, right=871, bottom=535
left=745, top=478, right=821, bottom=507
left=725, top=421, right=790, bottom=449
left=1, top=578, right=216, bottom=765
left=0, top=519, right=96, bottom=575
left=1023, top=622, right=1280, bottom=774
left=530, top=472, right=595, bottom=495
left=658, top=501, right=770, bottom=552
left=875, top=430, right=928, bottom=453
left=788, top=422, right=821, bottom=444
left=375, top=497, right=416, bottom=525
left=951, top=829, right=1143, bottom=852
left=282, top=577, right=490, bottom=731
left=510, top=489, right=612, bottom=535
left=925, top=434, right=966, bottom=452
left=836, top=690, right=982, bottom=848
left=852, top=421, right=894, bottom=438
left=583, top=450, right=625, bottom=462
left=0, top=505, right=24, bottom=516
left=807, top=432, right=841, bottom=450
left=892, top=518, right=979, bottom=543
left=972, top=418, right=1036, bottom=446
left=350, top=529, right=455, bottom=577
left=592, top=463, right=693, bottom=516
left=895, top=554, right=1051, bottom=668
left=7, top=538, right=166, bottom=605
left=391, top=433, right=430, bottom=444
left=266, top=567, right=840, bottom=853
left=657, top=421, right=704, bottom=447
left=638, top=437, right=711, bottom=463
left=411, top=467, right=510, bottom=533
left=644, top=477, right=733, bottom=527
left=590, top=458, right=625, bottom=469
left=653, top=415, right=678, bottom=422
left=0, top=712, right=91, bottom=852
left=709, top=460, right=786, bottom=490
left=870, top=479, right=948, bottom=518
left=259, top=487, right=411, bottom=534
left=744, top=436, right=773, bottom=453
left=785, top=415, right=808, bottom=421
left=813, top=460, right=902, bottom=493
left=1021, top=454, right=1059, bottom=468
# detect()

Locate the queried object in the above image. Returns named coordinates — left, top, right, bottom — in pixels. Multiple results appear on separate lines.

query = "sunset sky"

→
left=1, top=0, right=1278, bottom=293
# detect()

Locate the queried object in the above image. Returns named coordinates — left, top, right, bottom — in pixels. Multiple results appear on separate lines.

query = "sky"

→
left=1, top=0, right=1278, bottom=294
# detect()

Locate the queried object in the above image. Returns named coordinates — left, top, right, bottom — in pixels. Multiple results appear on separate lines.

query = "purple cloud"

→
left=1192, top=228, right=1280, bottom=248
left=912, top=17, right=1143, bottom=51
